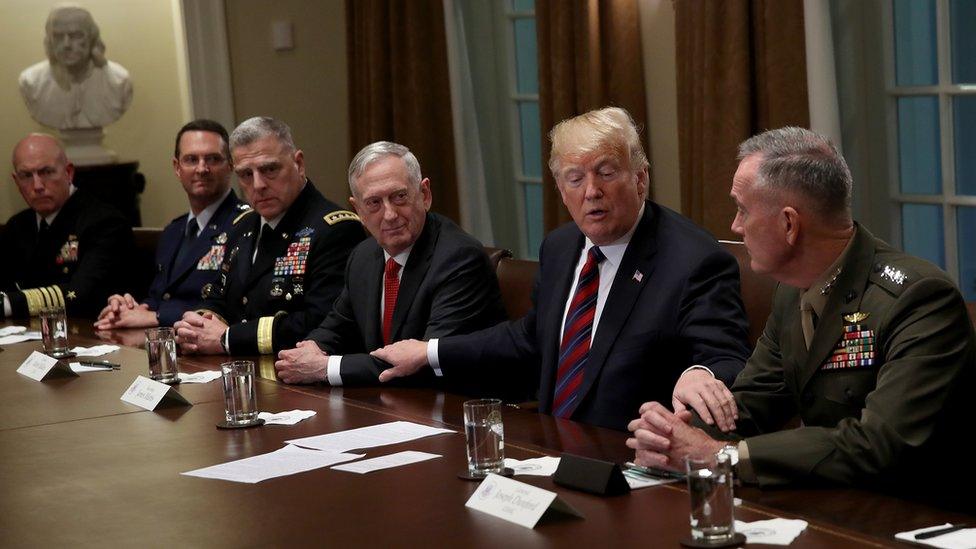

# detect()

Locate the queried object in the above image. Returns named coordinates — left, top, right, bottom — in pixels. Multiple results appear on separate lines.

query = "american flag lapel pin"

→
left=632, top=270, right=643, bottom=283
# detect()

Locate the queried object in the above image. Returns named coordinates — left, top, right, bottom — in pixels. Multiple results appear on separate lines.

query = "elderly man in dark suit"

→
left=274, top=141, right=506, bottom=389
left=628, top=127, right=976, bottom=499
left=94, top=119, right=246, bottom=329
left=373, top=107, right=751, bottom=432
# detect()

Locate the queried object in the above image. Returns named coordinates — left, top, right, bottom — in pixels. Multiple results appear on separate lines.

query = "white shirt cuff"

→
left=427, top=339, right=442, bottom=377
left=2, top=293, right=11, bottom=317
left=327, top=355, right=343, bottom=386
left=682, top=364, right=714, bottom=377
left=222, top=328, right=230, bottom=355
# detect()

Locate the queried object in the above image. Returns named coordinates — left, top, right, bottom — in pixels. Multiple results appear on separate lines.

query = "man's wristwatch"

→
left=718, top=444, right=739, bottom=467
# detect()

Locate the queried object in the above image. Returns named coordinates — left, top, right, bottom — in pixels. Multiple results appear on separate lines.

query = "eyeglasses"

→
left=179, top=154, right=227, bottom=168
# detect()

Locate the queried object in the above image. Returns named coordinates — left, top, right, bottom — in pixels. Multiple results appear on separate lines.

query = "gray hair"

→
left=229, top=117, right=297, bottom=153
left=738, top=127, right=852, bottom=222
left=347, top=141, right=422, bottom=196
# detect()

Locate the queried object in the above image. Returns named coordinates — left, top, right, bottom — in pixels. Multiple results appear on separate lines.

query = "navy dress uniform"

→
left=720, top=224, right=976, bottom=497
left=198, top=182, right=366, bottom=354
left=143, top=191, right=246, bottom=326
left=0, top=190, right=134, bottom=318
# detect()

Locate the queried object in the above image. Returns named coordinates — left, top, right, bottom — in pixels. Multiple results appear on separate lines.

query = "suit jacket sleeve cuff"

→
left=327, top=355, right=343, bottom=386
left=737, top=440, right=757, bottom=484
left=427, top=338, right=442, bottom=377
left=227, top=320, right=259, bottom=355
left=682, top=364, right=715, bottom=378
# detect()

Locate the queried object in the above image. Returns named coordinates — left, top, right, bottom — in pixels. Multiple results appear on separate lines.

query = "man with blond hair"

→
left=374, top=107, right=750, bottom=431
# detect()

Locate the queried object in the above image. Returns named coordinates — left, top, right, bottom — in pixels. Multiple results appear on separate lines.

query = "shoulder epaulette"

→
left=233, top=209, right=256, bottom=225
left=869, top=261, right=916, bottom=297
left=324, top=210, right=360, bottom=225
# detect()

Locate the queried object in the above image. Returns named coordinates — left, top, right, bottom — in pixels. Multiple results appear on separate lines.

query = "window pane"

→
left=954, top=96, right=976, bottom=195
left=512, top=0, right=535, bottom=12
left=950, top=0, right=976, bottom=83
left=523, top=182, right=543, bottom=259
left=897, top=96, right=942, bottom=194
left=893, top=0, right=938, bottom=86
left=518, top=101, right=542, bottom=178
left=513, top=18, right=538, bottom=95
left=901, top=203, right=945, bottom=268
left=958, top=206, right=976, bottom=301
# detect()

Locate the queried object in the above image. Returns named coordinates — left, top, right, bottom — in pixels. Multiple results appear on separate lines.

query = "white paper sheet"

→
left=181, top=445, right=363, bottom=483
left=70, top=362, right=114, bottom=373
left=504, top=456, right=561, bottom=476
left=0, top=326, right=27, bottom=336
left=69, top=345, right=120, bottom=357
left=258, top=410, right=316, bottom=425
left=895, top=524, right=976, bottom=549
left=0, top=331, right=41, bottom=345
left=621, top=466, right=681, bottom=489
left=332, top=451, right=440, bottom=474
left=177, top=371, right=222, bottom=384
left=735, top=519, right=808, bottom=545
left=286, top=421, right=455, bottom=452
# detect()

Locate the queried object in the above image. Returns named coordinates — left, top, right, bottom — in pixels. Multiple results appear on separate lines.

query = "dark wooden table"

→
left=0, top=323, right=966, bottom=547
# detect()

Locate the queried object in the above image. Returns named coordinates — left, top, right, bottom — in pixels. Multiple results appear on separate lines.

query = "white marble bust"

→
left=19, top=5, right=133, bottom=130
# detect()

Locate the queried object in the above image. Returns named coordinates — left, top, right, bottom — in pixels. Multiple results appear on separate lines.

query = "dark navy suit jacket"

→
left=440, top=201, right=752, bottom=431
left=144, top=191, right=244, bottom=326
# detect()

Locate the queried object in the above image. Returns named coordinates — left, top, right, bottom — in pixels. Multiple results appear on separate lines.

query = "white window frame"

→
left=499, top=1, right=542, bottom=259
left=883, top=0, right=976, bottom=284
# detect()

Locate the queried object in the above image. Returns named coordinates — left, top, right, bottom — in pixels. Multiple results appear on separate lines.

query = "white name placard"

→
left=465, top=473, right=583, bottom=528
left=16, top=351, right=78, bottom=381
left=120, top=376, right=191, bottom=410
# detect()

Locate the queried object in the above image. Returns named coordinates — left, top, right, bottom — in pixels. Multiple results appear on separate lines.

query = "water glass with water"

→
left=221, top=360, right=258, bottom=425
left=463, top=398, right=505, bottom=477
left=40, top=306, right=69, bottom=356
left=686, top=452, right=735, bottom=543
left=145, top=327, right=179, bottom=384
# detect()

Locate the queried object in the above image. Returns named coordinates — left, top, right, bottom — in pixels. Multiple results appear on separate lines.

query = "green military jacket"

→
left=728, top=224, right=975, bottom=494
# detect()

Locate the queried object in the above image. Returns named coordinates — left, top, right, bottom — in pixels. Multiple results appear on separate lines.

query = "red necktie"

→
left=553, top=246, right=605, bottom=418
left=382, top=257, right=401, bottom=345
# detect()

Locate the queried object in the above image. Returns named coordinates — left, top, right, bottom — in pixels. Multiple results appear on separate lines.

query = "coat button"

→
left=242, top=296, right=248, bottom=305
left=63, top=267, right=69, bottom=274
left=162, top=293, right=171, bottom=300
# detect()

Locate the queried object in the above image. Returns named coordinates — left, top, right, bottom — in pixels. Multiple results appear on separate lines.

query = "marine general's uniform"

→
left=0, top=190, right=133, bottom=318
left=198, top=182, right=365, bottom=354
left=723, top=224, right=975, bottom=497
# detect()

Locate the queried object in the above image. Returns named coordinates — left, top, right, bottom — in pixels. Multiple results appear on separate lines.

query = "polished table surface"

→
left=1, top=322, right=970, bottom=547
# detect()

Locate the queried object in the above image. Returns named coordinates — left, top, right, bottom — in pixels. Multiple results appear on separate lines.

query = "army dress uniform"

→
left=718, top=224, right=975, bottom=497
left=143, top=191, right=247, bottom=326
left=198, top=182, right=365, bottom=355
left=0, top=189, right=134, bottom=319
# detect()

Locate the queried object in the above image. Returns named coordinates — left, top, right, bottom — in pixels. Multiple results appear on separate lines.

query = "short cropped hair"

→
left=737, top=127, right=852, bottom=222
left=347, top=141, right=423, bottom=197
left=229, top=117, right=297, bottom=153
left=45, top=6, right=106, bottom=68
left=548, top=107, right=649, bottom=177
left=173, top=119, right=230, bottom=159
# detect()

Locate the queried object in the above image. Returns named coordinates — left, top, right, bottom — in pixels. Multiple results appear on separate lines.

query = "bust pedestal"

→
left=72, top=161, right=145, bottom=227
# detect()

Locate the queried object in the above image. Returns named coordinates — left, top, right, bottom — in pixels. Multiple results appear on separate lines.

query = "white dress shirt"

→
left=326, top=247, right=413, bottom=386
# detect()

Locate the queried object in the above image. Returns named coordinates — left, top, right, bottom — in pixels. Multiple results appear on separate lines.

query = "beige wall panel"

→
left=224, top=0, right=350, bottom=208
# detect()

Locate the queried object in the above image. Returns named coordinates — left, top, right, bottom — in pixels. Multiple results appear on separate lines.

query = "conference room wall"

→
left=224, top=0, right=352, bottom=209
left=0, top=0, right=193, bottom=228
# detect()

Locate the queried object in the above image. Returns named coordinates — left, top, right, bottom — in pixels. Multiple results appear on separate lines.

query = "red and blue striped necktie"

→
left=553, top=246, right=605, bottom=418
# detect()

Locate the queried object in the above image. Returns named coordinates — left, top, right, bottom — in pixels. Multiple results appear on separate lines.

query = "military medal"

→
left=270, top=277, right=285, bottom=298
left=273, top=235, right=311, bottom=276
left=215, top=232, right=228, bottom=245
left=822, top=311, right=876, bottom=370
left=57, top=236, right=80, bottom=264
left=197, top=244, right=226, bottom=270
